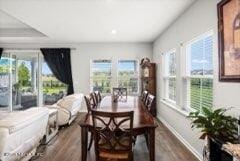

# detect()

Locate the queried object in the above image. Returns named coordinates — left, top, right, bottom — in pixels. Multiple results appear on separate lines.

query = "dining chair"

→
left=135, top=94, right=155, bottom=148
left=113, top=87, right=128, bottom=102
left=84, top=95, right=93, bottom=113
left=91, top=110, right=134, bottom=161
left=90, top=92, right=98, bottom=108
left=94, top=91, right=102, bottom=105
left=145, top=94, right=155, bottom=113
left=141, top=90, right=148, bottom=104
left=84, top=95, right=96, bottom=150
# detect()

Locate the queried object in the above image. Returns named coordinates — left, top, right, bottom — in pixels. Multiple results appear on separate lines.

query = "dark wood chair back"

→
left=84, top=95, right=94, bottom=113
left=90, top=92, right=98, bottom=108
left=84, top=95, right=92, bottom=113
left=112, top=87, right=127, bottom=102
left=94, top=91, right=102, bottom=104
left=141, top=90, right=148, bottom=104
left=91, top=110, right=134, bottom=161
left=145, top=94, right=155, bottom=112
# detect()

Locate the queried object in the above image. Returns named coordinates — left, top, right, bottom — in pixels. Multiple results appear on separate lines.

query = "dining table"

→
left=78, top=95, right=158, bottom=161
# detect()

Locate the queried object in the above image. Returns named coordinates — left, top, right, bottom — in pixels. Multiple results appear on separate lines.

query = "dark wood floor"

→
left=34, top=113, right=199, bottom=161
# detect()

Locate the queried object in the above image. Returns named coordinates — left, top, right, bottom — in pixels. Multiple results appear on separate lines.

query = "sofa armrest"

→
left=46, top=105, right=71, bottom=126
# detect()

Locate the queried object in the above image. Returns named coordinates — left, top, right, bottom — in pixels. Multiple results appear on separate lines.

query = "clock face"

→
left=143, top=67, right=149, bottom=77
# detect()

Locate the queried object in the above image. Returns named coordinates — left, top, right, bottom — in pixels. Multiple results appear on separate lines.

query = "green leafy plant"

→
left=18, top=62, right=30, bottom=86
left=13, top=83, right=20, bottom=90
left=188, top=107, right=238, bottom=142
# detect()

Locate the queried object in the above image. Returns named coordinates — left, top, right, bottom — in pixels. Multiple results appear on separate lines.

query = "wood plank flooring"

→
left=34, top=113, right=199, bottom=161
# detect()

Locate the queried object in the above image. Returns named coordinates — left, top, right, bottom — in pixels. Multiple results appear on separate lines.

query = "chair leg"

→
left=144, top=133, right=149, bottom=150
left=133, top=136, right=137, bottom=145
left=130, top=152, right=134, bottom=161
left=88, top=133, right=93, bottom=151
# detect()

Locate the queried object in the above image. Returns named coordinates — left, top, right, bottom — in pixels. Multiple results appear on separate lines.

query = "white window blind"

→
left=118, top=60, right=139, bottom=94
left=90, top=60, right=112, bottom=93
left=185, top=32, right=213, bottom=111
left=164, top=50, right=176, bottom=102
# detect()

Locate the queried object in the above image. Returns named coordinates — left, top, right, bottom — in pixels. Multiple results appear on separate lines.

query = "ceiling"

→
left=0, top=0, right=196, bottom=44
left=0, top=10, right=29, bottom=29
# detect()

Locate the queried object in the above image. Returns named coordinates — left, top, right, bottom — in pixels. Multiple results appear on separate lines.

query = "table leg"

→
left=81, top=126, right=88, bottom=161
left=149, top=128, right=155, bottom=161
left=144, top=132, right=149, bottom=150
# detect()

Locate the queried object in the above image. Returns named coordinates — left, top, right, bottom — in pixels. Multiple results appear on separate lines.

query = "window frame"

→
left=163, top=49, right=177, bottom=104
left=183, top=30, right=214, bottom=112
left=90, top=59, right=113, bottom=94
left=117, top=59, right=140, bottom=95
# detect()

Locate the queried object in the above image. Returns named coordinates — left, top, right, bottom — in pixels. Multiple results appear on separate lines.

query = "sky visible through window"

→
left=42, top=62, right=52, bottom=75
left=190, top=35, right=213, bottom=75
left=93, top=61, right=111, bottom=72
left=118, top=61, right=136, bottom=72
left=0, top=58, right=52, bottom=75
left=91, top=60, right=136, bottom=72
left=168, top=52, right=176, bottom=76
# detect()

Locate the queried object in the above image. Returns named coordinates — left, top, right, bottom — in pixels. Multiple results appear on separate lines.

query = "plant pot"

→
left=203, top=137, right=210, bottom=161
left=209, top=137, right=233, bottom=161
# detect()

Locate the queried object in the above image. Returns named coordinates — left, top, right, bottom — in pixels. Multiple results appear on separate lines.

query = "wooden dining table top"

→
left=79, top=96, right=158, bottom=129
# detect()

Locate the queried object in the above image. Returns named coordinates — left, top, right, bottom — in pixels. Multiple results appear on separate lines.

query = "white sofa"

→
left=0, top=107, right=49, bottom=161
left=48, top=93, right=83, bottom=126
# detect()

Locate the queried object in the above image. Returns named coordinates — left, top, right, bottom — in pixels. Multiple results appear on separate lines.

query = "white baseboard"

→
left=157, top=115, right=203, bottom=161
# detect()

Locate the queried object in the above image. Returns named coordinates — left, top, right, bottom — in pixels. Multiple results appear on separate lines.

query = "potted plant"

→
left=188, top=107, right=238, bottom=161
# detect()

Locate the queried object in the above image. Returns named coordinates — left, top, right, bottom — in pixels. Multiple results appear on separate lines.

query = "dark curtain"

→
left=40, top=48, right=74, bottom=95
left=0, top=48, right=3, bottom=59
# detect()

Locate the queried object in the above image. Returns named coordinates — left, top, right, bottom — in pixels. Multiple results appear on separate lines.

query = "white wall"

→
left=153, top=0, right=240, bottom=160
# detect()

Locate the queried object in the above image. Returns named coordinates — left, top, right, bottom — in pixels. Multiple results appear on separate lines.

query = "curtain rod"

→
left=3, top=47, right=76, bottom=50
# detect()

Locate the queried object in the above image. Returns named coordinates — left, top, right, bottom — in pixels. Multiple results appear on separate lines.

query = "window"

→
left=164, top=50, right=176, bottom=102
left=185, top=32, right=213, bottom=111
left=91, top=60, right=112, bottom=93
left=118, top=60, right=139, bottom=94
left=42, top=62, right=67, bottom=105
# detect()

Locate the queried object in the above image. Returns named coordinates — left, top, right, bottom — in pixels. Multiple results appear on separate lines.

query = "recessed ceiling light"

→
left=111, top=29, right=117, bottom=35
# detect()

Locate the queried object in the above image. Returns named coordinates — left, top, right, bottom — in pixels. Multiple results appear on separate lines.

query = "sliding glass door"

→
left=0, top=53, right=11, bottom=111
left=11, top=52, right=39, bottom=110
left=0, top=51, right=68, bottom=111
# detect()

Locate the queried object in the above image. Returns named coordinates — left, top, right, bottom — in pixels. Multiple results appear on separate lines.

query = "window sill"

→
left=160, top=99, right=189, bottom=117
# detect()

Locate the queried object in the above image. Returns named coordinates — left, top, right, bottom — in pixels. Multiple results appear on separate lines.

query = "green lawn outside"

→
left=17, top=86, right=66, bottom=95
left=190, top=78, right=213, bottom=111
left=92, top=76, right=138, bottom=93
left=42, top=75, right=67, bottom=95
left=43, top=86, right=67, bottom=95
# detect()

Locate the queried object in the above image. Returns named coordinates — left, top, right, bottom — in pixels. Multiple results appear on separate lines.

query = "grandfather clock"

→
left=140, top=58, right=156, bottom=116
